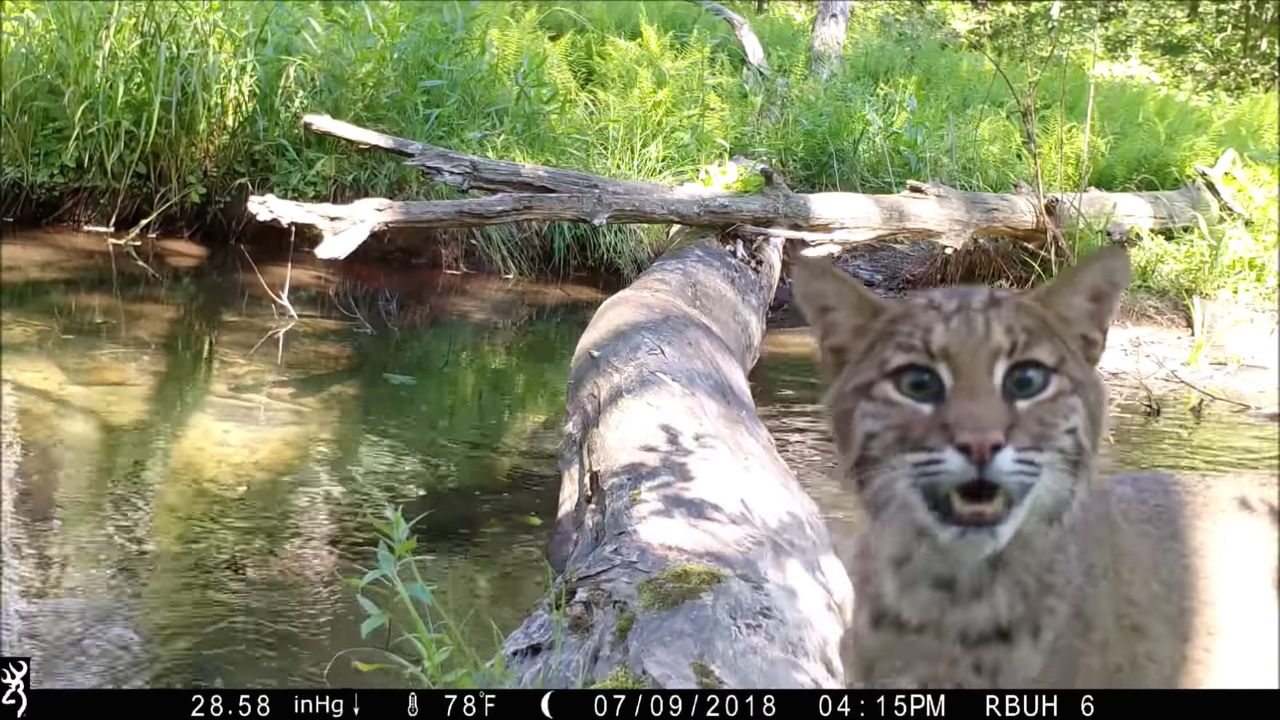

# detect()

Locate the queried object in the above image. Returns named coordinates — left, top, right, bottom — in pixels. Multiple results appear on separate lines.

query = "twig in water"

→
left=106, top=234, right=161, bottom=279
left=248, top=320, right=297, bottom=366
left=330, top=284, right=375, bottom=334
left=1153, top=357, right=1260, bottom=411
left=239, top=230, right=299, bottom=321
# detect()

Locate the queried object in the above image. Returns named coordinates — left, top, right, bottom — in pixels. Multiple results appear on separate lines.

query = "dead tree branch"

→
left=248, top=174, right=1220, bottom=260
left=688, top=0, right=769, bottom=74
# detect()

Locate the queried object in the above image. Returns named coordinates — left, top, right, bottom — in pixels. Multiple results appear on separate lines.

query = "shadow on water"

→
left=0, top=228, right=605, bottom=688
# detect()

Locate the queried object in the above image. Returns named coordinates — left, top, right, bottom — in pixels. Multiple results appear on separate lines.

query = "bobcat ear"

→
left=789, top=254, right=891, bottom=378
left=1027, top=245, right=1131, bottom=366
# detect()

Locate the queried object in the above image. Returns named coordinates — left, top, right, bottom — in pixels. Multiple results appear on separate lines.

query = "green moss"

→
left=628, top=487, right=642, bottom=503
left=591, top=666, right=647, bottom=689
left=614, top=611, right=635, bottom=644
left=638, top=563, right=725, bottom=611
left=691, top=661, right=722, bottom=689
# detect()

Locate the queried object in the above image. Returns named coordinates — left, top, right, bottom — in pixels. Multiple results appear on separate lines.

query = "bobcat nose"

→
left=953, top=432, right=1005, bottom=468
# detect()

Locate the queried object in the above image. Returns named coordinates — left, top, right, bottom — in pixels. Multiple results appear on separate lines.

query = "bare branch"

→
left=303, top=113, right=661, bottom=195
left=247, top=178, right=1220, bottom=260
left=687, top=0, right=769, bottom=73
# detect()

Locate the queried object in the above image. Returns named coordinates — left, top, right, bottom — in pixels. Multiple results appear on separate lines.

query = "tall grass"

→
left=2, top=0, right=1276, bottom=298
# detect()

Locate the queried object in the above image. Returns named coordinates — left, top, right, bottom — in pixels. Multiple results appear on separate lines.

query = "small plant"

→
left=695, top=158, right=766, bottom=193
left=336, top=505, right=510, bottom=688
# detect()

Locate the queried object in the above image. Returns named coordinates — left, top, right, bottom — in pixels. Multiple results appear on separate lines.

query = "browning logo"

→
left=0, top=658, right=27, bottom=719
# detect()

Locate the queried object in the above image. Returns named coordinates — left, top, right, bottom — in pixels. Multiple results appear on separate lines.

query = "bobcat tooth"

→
left=949, top=488, right=1009, bottom=519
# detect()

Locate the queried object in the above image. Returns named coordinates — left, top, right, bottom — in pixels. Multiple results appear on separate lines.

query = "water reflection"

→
left=0, top=229, right=602, bottom=688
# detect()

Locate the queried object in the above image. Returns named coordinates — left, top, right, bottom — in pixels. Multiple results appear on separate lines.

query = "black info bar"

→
left=9, top=688, right=1278, bottom=719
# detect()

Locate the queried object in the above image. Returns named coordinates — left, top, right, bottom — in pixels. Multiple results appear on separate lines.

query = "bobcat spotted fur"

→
left=790, top=246, right=1266, bottom=688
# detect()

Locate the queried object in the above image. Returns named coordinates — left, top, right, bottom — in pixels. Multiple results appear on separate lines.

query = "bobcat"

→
left=789, top=245, right=1269, bottom=688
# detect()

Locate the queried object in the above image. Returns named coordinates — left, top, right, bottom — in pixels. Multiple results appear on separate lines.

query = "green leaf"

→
left=394, top=536, right=417, bottom=556
left=360, top=568, right=385, bottom=588
left=360, top=613, right=388, bottom=639
left=398, top=634, right=430, bottom=662
left=352, top=660, right=394, bottom=673
left=405, top=580, right=434, bottom=607
left=377, top=540, right=396, bottom=576
left=356, top=594, right=381, bottom=618
left=435, top=645, right=454, bottom=664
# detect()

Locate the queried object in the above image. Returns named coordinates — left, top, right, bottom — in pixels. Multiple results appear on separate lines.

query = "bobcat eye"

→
left=890, top=364, right=945, bottom=404
left=1003, top=361, right=1053, bottom=400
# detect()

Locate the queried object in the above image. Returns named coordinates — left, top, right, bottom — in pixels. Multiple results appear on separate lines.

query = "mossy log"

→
left=496, top=231, right=854, bottom=689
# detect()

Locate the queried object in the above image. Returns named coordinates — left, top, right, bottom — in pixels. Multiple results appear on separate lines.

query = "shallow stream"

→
left=2, top=229, right=1275, bottom=688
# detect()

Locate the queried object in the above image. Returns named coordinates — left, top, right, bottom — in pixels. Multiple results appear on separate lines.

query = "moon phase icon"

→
left=540, top=690, right=554, bottom=719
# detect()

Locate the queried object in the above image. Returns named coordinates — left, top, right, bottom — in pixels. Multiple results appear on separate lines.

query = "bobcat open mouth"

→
left=930, top=479, right=1013, bottom=527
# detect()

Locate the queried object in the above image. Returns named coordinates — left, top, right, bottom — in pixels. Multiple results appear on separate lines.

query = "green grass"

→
left=2, top=0, right=1276, bottom=299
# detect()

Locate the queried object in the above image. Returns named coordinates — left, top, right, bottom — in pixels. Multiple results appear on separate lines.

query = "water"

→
left=0, top=229, right=604, bottom=688
left=2, top=229, right=1276, bottom=689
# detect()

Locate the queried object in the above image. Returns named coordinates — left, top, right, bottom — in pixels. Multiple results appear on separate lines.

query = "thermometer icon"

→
left=408, top=691, right=419, bottom=717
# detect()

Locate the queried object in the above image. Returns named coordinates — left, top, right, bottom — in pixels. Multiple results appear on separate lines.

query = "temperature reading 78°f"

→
left=446, top=692, right=496, bottom=717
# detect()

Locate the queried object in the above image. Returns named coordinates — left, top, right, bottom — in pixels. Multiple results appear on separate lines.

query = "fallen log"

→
left=248, top=176, right=1221, bottom=260
left=290, top=115, right=857, bottom=687
left=495, top=230, right=855, bottom=689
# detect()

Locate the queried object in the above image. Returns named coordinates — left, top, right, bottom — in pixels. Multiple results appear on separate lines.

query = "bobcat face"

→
left=791, top=247, right=1131, bottom=559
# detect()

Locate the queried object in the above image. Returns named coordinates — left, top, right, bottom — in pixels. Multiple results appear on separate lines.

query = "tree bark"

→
left=496, top=230, right=854, bottom=689
left=809, top=0, right=851, bottom=78
left=247, top=177, right=1221, bottom=260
